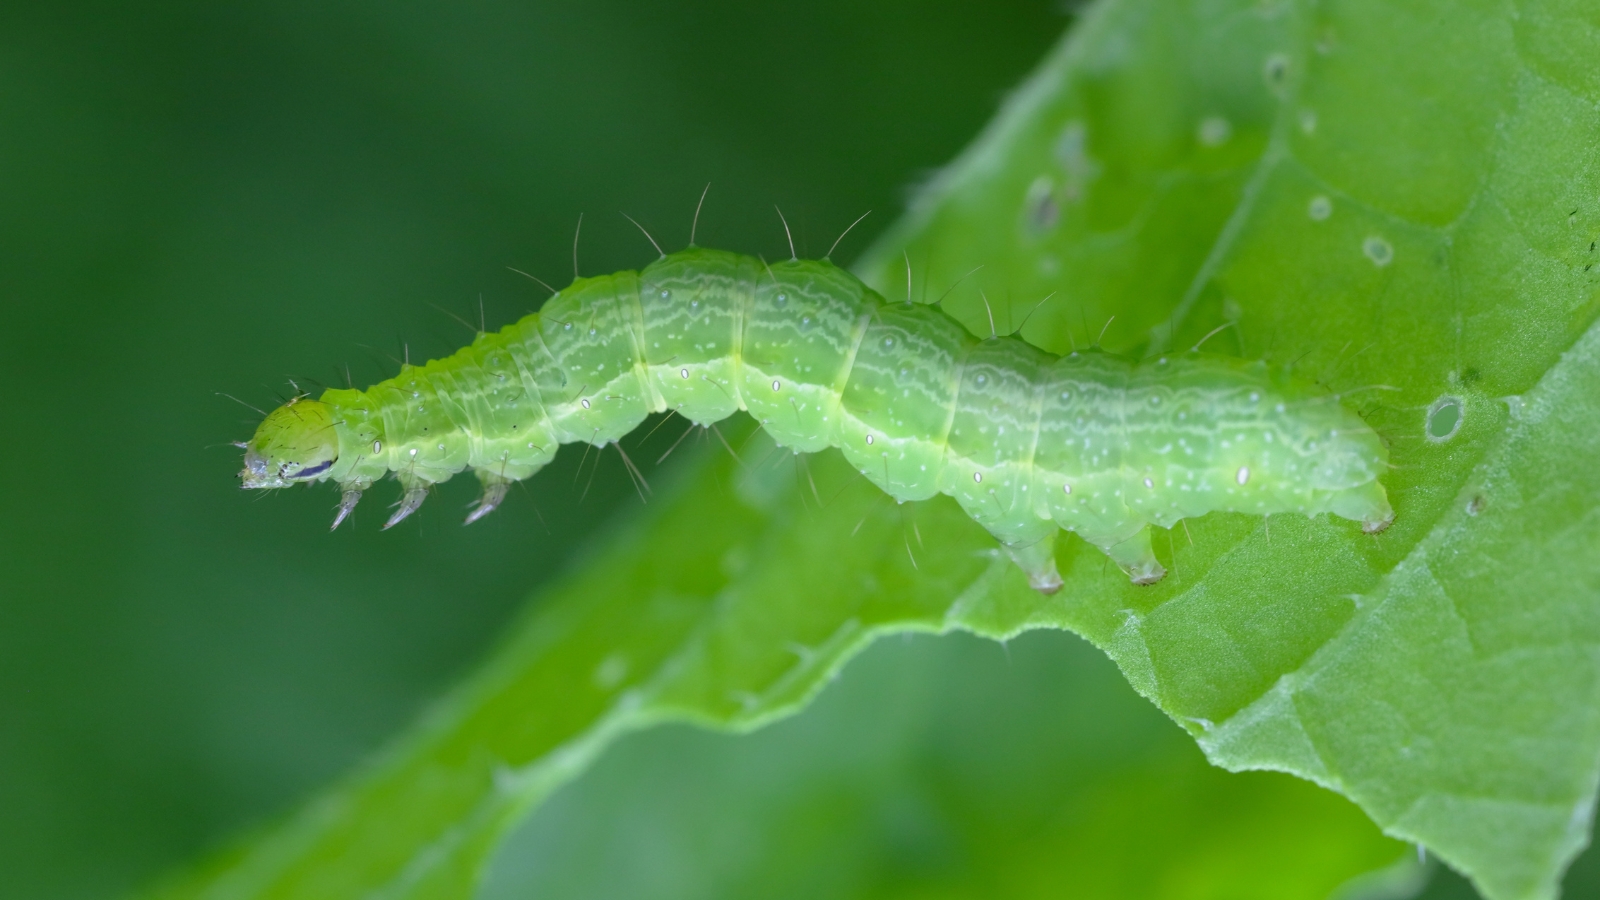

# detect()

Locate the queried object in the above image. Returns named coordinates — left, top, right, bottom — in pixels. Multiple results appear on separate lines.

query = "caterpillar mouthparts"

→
left=238, top=247, right=1392, bottom=590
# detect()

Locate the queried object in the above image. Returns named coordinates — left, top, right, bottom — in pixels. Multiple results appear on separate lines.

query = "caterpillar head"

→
left=239, top=398, right=340, bottom=489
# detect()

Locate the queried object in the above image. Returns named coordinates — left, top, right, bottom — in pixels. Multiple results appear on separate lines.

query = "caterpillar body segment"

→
left=239, top=247, right=1393, bottom=588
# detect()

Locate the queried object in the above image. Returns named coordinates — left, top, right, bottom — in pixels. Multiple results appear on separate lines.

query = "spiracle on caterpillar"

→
left=236, top=244, right=1393, bottom=592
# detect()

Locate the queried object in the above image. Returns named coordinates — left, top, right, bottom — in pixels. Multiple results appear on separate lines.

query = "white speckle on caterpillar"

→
left=1309, top=195, right=1332, bottom=221
left=1363, top=235, right=1394, bottom=266
left=1237, top=466, right=1251, bottom=485
left=865, top=434, right=874, bottom=445
left=772, top=380, right=781, bottom=391
left=580, top=398, right=591, bottom=409
left=973, top=472, right=983, bottom=483
left=373, top=440, right=382, bottom=453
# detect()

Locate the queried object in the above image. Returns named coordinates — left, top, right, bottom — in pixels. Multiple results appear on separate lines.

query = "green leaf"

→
left=483, top=630, right=1416, bottom=900
left=152, top=0, right=1600, bottom=899
left=855, top=1, right=1600, bottom=897
left=147, top=427, right=1413, bottom=900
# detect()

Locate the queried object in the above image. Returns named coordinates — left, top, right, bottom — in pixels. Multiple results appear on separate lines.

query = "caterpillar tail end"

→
left=384, top=481, right=429, bottom=530
left=1359, top=490, right=1396, bottom=535
left=464, top=480, right=511, bottom=526
left=331, top=490, right=363, bottom=530
left=1330, top=481, right=1395, bottom=535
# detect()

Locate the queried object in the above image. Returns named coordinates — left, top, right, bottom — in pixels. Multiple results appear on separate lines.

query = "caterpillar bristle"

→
left=688, top=183, right=710, bottom=247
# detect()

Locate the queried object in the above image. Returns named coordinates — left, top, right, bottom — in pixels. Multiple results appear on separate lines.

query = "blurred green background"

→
left=0, top=2, right=1057, bottom=896
left=0, top=2, right=1591, bottom=898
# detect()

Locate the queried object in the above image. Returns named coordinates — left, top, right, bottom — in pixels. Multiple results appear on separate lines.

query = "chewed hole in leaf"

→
left=1426, top=395, right=1463, bottom=442
left=1198, top=116, right=1231, bottom=146
left=1362, top=235, right=1393, bottom=266
left=1024, top=175, right=1059, bottom=233
left=1263, top=53, right=1290, bottom=94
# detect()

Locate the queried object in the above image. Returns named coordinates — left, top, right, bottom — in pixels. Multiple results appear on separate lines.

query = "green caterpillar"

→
left=238, top=246, right=1392, bottom=590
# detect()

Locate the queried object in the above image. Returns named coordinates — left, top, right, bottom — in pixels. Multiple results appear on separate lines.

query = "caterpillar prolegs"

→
left=238, top=247, right=1393, bottom=590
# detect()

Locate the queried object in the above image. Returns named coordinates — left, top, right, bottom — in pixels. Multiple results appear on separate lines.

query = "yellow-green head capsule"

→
left=239, top=399, right=339, bottom=489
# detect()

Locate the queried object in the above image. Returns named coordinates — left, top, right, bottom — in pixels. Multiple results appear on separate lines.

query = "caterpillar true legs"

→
left=238, top=247, right=1393, bottom=590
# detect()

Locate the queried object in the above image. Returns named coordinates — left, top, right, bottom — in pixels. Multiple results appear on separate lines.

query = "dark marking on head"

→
left=294, top=459, right=335, bottom=479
